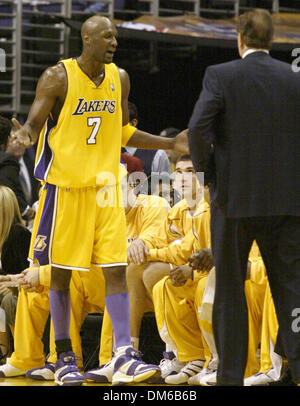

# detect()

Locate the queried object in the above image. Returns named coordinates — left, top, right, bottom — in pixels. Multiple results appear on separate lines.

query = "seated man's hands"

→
left=189, top=248, right=214, bottom=272
left=170, top=265, right=193, bottom=287
left=19, top=267, right=43, bottom=292
left=127, top=238, right=149, bottom=265
left=0, top=274, right=24, bottom=296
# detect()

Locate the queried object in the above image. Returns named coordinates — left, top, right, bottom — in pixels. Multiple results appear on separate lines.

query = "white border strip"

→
left=92, top=262, right=128, bottom=268
left=34, top=119, right=55, bottom=181
left=48, top=186, right=58, bottom=265
left=51, top=262, right=90, bottom=271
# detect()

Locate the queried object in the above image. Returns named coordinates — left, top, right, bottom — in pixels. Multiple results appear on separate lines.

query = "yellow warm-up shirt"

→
left=34, top=59, right=132, bottom=188
left=143, top=199, right=199, bottom=250
left=147, top=199, right=211, bottom=265
left=126, top=194, right=169, bottom=244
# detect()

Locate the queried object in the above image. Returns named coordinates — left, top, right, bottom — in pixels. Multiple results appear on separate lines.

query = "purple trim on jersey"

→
left=34, top=117, right=56, bottom=181
left=33, top=184, right=57, bottom=266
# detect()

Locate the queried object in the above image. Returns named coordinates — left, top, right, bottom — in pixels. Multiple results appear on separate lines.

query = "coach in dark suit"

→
left=188, top=9, right=300, bottom=385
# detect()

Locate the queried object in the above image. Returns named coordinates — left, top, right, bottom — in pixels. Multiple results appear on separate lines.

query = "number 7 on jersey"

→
left=87, top=117, right=102, bottom=145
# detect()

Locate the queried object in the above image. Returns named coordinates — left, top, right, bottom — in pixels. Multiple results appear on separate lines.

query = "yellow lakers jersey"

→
left=34, top=58, right=124, bottom=187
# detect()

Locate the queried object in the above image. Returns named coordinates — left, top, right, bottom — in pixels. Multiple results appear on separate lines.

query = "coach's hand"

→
left=127, top=238, right=149, bottom=265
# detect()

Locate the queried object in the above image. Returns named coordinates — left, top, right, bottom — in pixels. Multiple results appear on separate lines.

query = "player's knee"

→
left=50, top=267, right=72, bottom=290
left=103, top=265, right=127, bottom=294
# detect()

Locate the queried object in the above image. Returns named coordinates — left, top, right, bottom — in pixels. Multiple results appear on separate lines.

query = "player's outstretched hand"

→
left=10, top=117, right=33, bottom=148
left=173, top=129, right=189, bottom=154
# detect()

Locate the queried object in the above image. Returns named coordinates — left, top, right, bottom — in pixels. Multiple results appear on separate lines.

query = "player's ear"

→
left=83, top=34, right=91, bottom=46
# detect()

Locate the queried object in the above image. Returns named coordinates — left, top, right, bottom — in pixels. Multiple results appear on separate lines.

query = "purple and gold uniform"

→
left=30, top=59, right=135, bottom=270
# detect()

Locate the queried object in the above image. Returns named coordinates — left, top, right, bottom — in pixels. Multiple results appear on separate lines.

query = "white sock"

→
left=130, top=337, right=139, bottom=351
left=166, top=344, right=177, bottom=357
left=114, top=345, right=131, bottom=356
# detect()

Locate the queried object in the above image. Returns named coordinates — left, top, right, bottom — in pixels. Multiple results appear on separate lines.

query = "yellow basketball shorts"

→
left=29, top=183, right=127, bottom=270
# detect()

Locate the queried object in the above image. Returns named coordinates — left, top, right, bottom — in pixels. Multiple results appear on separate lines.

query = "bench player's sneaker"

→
left=165, top=359, right=205, bottom=384
left=84, top=360, right=115, bottom=383
left=111, top=347, right=161, bottom=386
left=54, top=351, right=85, bottom=386
left=0, top=361, right=26, bottom=377
left=159, top=351, right=186, bottom=380
left=26, top=363, right=55, bottom=381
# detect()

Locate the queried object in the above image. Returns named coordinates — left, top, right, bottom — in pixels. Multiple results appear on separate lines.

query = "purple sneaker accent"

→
left=162, top=351, right=176, bottom=361
left=112, top=348, right=161, bottom=386
left=26, top=363, right=55, bottom=381
left=54, top=351, right=85, bottom=386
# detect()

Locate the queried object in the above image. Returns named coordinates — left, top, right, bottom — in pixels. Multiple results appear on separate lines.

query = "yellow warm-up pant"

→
left=98, top=308, right=114, bottom=365
left=9, top=266, right=105, bottom=371
left=195, top=267, right=267, bottom=378
left=152, top=267, right=266, bottom=378
left=152, top=273, right=207, bottom=363
left=259, top=282, right=281, bottom=378
left=99, top=273, right=209, bottom=366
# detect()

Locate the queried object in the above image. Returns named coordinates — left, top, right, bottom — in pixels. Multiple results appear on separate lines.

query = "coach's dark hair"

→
left=237, top=9, right=274, bottom=50
left=0, top=116, right=12, bottom=151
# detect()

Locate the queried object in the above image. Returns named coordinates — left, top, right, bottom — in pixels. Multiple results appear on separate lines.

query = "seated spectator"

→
left=0, top=186, right=31, bottom=363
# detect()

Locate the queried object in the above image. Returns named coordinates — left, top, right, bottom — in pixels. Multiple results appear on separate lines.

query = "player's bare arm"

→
left=11, top=63, right=67, bottom=148
left=119, top=67, right=189, bottom=154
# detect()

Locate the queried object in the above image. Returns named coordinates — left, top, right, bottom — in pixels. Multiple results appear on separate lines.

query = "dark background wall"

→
left=112, top=37, right=294, bottom=134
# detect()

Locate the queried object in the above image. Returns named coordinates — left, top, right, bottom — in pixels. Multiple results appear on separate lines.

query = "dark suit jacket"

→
left=0, top=151, right=28, bottom=215
left=188, top=51, right=300, bottom=217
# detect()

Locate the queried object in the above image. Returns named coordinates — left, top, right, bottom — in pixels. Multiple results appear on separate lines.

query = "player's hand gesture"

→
left=173, top=129, right=189, bottom=154
left=10, top=117, right=33, bottom=148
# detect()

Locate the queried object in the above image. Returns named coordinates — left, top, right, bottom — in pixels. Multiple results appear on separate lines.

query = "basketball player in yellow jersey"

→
left=10, top=15, right=188, bottom=386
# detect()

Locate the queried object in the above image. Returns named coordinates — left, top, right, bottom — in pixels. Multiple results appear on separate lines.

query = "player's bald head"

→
left=81, top=15, right=114, bottom=41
